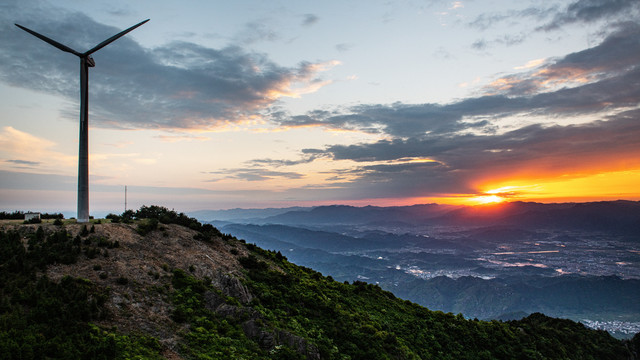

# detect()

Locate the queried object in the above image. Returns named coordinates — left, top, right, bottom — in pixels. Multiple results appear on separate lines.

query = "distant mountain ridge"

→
left=434, top=200, right=640, bottom=233
left=189, top=206, right=310, bottom=222
left=201, top=200, right=640, bottom=235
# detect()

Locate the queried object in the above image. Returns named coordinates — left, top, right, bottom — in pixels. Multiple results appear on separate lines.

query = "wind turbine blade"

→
left=15, top=23, right=82, bottom=57
left=84, top=19, right=149, bottom=56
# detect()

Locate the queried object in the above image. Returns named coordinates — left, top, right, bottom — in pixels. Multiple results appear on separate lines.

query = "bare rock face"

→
left=211, top=271, right=253, bottom=304
left=240, top=319, right=321, bottom=360
left=204, top=289, right=320, bottom=360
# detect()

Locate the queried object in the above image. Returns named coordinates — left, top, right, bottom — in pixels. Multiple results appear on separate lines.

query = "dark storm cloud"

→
left=0, top=2, right=327, bottom=130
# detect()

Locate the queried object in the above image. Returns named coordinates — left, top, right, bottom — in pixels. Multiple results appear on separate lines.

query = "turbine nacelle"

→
left=86, top=55, right=95, bottom=67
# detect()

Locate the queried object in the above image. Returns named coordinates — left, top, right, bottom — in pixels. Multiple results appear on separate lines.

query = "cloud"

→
left=275, top=22, right=640, bottom=139
left=540, top=0, right=640, bottom=31
left=467, top=0, right=639, bottom=50
left=0, top=126, right=76, bottom=172
left=299, top=108, right=640, bottom=198
left=335, top=43, right=355, bottom=52
left=468, top=4, right=558, bottom=32
left=4, top=159, right=42, bottom=169
left=248, top=156, right=319, bottom=167
left=469, top=0, right=638, bottom=32
left=206, top=167, right=305, bottom=182
left=235, top=20, right=279, bottom=44
left=301, top=14, right=319, bottom=27
left=471, top=39, right=488, bottom=50
left=0, top=126, right=55, bottom=156
left=485, top=22, right=640, bottom=96
left=264, top=24, right=640, bottom=200
left=0, top=2, right=335, bottom=131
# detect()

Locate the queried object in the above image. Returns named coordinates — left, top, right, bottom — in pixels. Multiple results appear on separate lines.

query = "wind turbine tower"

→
left=15, top=19, right=149, bottom=222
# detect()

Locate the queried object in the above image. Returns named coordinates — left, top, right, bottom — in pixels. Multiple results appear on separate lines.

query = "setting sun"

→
left=469, top=195, right=506, bottom=205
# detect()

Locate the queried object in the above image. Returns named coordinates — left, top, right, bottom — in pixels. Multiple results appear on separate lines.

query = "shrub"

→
left=136, top=218, right=159, bottom=236
left=106, top=213, right=121, bottom=223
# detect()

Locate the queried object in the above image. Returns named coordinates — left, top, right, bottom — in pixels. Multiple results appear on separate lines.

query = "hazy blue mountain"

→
left=189, top=206, right=311, bottom=222
left=221, top=223, right=378, bottom=252
left=261, top=203, right=456, bottom=225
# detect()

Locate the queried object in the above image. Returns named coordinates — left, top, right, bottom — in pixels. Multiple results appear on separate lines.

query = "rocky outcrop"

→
left=204, top=287, right=320, bottom=360
left=211, top=271, right=253, bottom=304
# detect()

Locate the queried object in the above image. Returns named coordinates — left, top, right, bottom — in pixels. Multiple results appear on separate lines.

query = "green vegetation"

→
left=0, top=228, right=163, bottom=359
left=0, top=206, right=636, bottom=359
left=0, top=211, right=64, bottom=220
left=108, top=205, right=233, bottom=242
left=236, top=246, right=631, bottom=359
left=170, top=269, right=267, bottom=358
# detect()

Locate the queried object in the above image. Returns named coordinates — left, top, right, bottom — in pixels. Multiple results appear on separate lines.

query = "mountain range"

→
left=204, top=200, right=640, bottom=234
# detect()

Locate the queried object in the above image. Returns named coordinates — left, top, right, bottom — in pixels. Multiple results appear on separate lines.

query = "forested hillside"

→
left=0, top=206, right=637, bottom=359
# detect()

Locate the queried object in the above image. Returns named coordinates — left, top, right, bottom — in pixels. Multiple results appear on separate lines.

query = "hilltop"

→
left=1, top=206, right=638, bottom=359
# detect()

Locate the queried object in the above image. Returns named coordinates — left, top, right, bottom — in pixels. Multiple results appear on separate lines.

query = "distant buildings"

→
left=24, top=212, right=41, bottom=221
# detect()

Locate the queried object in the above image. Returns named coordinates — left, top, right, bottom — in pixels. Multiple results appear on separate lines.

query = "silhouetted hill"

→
left=0, top=207, right=637, bottom=359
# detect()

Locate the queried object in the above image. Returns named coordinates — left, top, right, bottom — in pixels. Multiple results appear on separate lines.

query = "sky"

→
left=1, top=0, right=639, bottom=216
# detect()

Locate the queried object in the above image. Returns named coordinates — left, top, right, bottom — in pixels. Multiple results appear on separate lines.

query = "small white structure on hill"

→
left=24, top=212, right=41, bottom=221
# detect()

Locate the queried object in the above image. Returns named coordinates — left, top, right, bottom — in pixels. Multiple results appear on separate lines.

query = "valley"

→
left=195, top=201, right=640, bottom=338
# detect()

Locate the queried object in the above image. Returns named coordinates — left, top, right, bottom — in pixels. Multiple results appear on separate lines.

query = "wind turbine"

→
left=15, top=19, right=149, bottom=222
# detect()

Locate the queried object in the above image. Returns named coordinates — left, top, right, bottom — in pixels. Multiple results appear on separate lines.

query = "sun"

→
left=469, top=195, right=506, bottom=205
